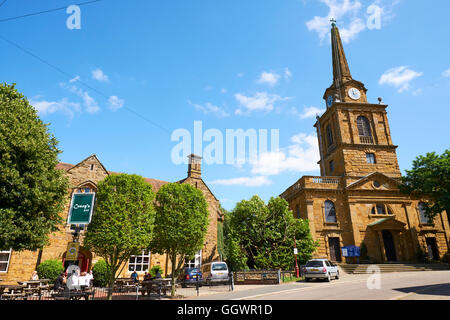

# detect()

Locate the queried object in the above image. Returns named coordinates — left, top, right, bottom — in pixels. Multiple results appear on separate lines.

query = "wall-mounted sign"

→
left=342, top=246, right=360, bottom=257
left=67, top=193, right=95, bottom=225
left=66, top=242, right=80, bottom=261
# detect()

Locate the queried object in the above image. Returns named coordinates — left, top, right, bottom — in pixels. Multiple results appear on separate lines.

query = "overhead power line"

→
left=0, top=0, right=103, bottom=23
left=0, top=34, right=171, bottom=134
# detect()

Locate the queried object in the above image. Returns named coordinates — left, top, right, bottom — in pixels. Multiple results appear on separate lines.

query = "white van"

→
left=201, top=262, right=229, bottom=284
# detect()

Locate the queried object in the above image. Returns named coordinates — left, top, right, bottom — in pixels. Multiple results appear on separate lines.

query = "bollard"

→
left=196, top=276, right=200, bottom=296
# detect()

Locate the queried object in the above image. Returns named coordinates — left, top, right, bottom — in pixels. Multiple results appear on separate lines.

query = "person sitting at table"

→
left=143, top=270, right=151, bottom=281
left=54, top=272, right=67, bottom=291
left=154, top=270, right=162, bottom=279
left=131, top=271, right=139, bottom=283
left=84, top=271, right=93, bottom=287
left=78, top=272, right=88, bottom=287
left=30, top=271, right=39, bottom=281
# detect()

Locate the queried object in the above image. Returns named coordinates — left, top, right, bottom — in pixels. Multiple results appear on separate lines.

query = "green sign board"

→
left=68, top=193, right=95, bottom=225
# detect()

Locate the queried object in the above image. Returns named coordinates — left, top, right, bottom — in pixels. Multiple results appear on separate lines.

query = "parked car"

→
left=303, top=259, right=339, bottom=282
left=201, top=262, right=229, bottom=285
left=179, top=267, right=203, bottom=288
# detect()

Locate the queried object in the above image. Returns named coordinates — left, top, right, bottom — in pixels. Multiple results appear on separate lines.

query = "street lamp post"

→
left=294, top=236, right=299, bottom=278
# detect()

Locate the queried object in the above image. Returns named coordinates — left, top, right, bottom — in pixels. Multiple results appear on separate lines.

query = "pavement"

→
left=185, top=270, right=450, bottom=300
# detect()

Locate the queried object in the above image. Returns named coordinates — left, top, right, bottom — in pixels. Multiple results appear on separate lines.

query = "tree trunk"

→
left=171, top=254, right=176, bottom=297
left=107, top=271, right=116, bottom=300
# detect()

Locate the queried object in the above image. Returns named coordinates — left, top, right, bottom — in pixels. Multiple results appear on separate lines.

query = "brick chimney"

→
left=187, top=154, right=202, bottom=179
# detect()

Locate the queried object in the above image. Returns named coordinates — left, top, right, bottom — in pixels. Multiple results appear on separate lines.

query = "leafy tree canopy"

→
left=83, top=173, right=156, bottom=299
left=0, top=83, right=68, bottom=251
left=224, top=196, right=318, bottom=271
left=399, top=150, right=450, bottom=221
left=150, top=182, right=209, bottom=296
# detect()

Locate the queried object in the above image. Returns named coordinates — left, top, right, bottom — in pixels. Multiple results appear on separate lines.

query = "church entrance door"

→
left=328, top=237, right=342, bottom=262
left=382, top=230, right=397, bottom=262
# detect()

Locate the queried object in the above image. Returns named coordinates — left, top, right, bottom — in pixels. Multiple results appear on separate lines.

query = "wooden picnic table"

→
left=140, top=279, right=172, bottom=298
left=114, top=278, right=138, bottom=293
left=0, top=285, right=26, bottom=300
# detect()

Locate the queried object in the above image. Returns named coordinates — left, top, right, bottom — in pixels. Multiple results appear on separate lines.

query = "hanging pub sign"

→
left=66, top=242, right=80, bottom=261
left=67, top=193, right=95, bottom=225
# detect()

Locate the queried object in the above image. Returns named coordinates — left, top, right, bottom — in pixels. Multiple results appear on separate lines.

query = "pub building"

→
left=0, top=154, right=222, bottom=283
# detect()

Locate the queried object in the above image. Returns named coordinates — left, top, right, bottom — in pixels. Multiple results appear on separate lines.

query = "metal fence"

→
left=1, top=277, right=235, bottom=300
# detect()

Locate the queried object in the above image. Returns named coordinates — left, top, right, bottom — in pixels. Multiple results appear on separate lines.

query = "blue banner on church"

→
left=342, top=246, right=360, bottom=257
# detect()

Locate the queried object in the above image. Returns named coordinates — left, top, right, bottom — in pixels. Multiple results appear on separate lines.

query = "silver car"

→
left=303, top=259, right=339, bottom=282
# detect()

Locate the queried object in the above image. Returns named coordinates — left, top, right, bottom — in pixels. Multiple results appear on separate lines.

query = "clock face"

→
left=348, top=88, right=361, bottom=100
left=327, top=95, right=333, bottom=107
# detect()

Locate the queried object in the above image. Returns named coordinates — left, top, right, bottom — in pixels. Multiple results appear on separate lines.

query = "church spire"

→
left=331, top=20, right=353, bottom=89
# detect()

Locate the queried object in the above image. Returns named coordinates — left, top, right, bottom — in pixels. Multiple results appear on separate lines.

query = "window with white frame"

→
left=128, top=250, right=151, bottom=272
left=184, top=250, right=202, bottom=269
left=0, top=249, right=12, bottom=273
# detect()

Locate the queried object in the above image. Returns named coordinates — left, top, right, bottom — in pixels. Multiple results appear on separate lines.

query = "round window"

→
left=373, top=181, right=381, bottom=188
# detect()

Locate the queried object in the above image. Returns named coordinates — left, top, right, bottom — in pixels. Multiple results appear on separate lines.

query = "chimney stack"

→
left=187, top=154, right=202, bottom=179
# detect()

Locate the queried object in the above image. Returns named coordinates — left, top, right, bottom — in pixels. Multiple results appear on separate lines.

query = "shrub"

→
left=37, top=259, right=64, bottom=282
left=150, top=265, right=163, bottom=277
left=92, top=260, right=111, bottom=287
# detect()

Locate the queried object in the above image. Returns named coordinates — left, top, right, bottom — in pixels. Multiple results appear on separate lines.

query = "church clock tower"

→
left=315, top=21, right=401, bottom=178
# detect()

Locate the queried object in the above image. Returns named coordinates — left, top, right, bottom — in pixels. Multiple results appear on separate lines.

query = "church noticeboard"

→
left=66, top=242, right=80, bottom=261
left=67, top=193, right=95, bottom=225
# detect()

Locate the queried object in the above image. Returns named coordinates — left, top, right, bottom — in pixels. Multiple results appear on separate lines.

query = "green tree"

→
left=224, top=196, right=318, bottom=270
left=83, top=174, right=156, bottom=300
left=150, top=183, right=209, bottom=296
left=399, top=150, right=450, bottom=222
left=0, top=83, right=69, bottom=251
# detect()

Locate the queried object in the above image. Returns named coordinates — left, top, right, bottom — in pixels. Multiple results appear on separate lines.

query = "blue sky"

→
left=1, top=0, right=449, bottom=211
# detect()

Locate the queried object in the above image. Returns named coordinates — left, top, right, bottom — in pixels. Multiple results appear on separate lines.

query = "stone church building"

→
left=1, top=154, right=222, bottom=283
left=281, top=23, right=449, bottom=264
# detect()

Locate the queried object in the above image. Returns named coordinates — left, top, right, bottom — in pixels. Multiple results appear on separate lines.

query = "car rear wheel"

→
left=335, top=272, right=339, bottom=280
left=326, top=274, right=331, bottom=282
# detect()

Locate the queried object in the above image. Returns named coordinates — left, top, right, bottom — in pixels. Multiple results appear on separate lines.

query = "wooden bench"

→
left=51, top=287, right=95, bottom=300
left=140, top=280, right=171, bottom=298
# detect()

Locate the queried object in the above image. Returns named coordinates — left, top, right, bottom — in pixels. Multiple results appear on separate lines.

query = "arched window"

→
left=357, top=116, right=373, bottom=144
left=324, top=200, right=337, bottom=223
left=326, top=124, right=334, bottom=147
left=418, top=202, right=430, bottom=224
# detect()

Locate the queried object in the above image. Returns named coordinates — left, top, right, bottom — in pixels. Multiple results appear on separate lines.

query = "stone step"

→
left=338, top=264, right=450, bottom=274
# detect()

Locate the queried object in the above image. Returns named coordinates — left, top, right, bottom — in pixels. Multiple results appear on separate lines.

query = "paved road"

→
left=188, top=270, right=450, bottom=300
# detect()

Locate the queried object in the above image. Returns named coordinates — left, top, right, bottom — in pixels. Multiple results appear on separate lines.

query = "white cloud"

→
left=210, top=176, right=272, bottom=187
left=442, top=68, right=450, bottom=78
left=108, top=96, right=125, bottom=111
left=379, top=66, right=423, bottom=93
left=284, top=68, right=292, bottom=79
left=291, top=106, right=325, bottom=119
left=306, top=0, right=364, bottom=43
left=30, top=98, right=81, bottom=119
left=257, top=72, right=281, bottom=86
left=221, top=88, right=228, bottom=94
left=91, top=68, right=109, bottom=82
left=235, top=92, right=291, bottom=115
left=61, top=83, right=101, bottom=114
left=188, top=100, right=230, bottom=118
left=251, top=133, right=320, bottom=176
left=69, top=76, right=80, bottom=83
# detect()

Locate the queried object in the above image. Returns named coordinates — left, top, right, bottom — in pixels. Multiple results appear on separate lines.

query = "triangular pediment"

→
left=368, top=216, right=406, bottom=230
left=346, top=172, right=400, bottom=191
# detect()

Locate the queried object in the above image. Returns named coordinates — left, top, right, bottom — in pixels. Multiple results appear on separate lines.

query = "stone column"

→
left=377, top=230, right=387, bottom=262
left=348, top=201, right=361, bottom=245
